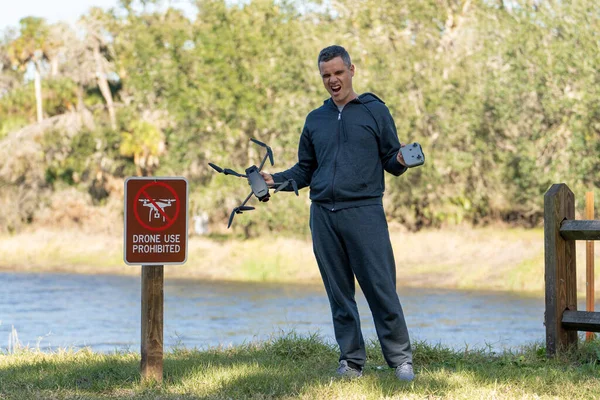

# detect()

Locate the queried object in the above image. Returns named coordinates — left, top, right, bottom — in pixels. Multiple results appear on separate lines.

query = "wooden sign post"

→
left=124, top=177, right=188, bottom=383
left=141, top=265, right=164, bottom=381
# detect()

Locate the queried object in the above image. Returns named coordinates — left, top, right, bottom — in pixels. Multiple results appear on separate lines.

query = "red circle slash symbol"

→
left=133, top=181, right=181, bottom=231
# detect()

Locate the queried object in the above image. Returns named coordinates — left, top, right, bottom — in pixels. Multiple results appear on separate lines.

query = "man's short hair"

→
left=317, top=45, right=351, bottom=68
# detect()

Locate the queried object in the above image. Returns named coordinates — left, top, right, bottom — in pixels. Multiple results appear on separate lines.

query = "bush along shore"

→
left=1, top=332, right=599, bottom=399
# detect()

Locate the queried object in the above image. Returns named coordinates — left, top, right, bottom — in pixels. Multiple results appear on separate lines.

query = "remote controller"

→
left=400, top=142, right=425, bottom=168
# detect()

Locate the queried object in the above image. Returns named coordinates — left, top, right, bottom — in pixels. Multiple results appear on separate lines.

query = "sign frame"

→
left=123, top=176, right=189, bottom=266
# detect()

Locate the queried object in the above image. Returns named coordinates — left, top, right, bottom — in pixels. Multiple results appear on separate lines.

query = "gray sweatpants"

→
left=309, top=203, right=412, bottom=368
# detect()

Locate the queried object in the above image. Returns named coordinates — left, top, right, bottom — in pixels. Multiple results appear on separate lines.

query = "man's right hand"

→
left=260, top=171, right=274, bottom=186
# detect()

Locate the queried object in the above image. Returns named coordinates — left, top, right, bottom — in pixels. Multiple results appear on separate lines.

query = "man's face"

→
left=319, top=56, right=355, bottom=106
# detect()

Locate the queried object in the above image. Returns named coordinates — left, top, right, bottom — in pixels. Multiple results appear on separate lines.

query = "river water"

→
left=0, top=271, right=568, bottom=353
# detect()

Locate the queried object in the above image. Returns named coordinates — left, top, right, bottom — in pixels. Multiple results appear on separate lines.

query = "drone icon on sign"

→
left=138, top=198, right=177, bottom=222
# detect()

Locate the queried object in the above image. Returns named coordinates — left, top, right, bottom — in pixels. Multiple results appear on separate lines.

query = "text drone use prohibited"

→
left=208, top=138, right=298, bottom=228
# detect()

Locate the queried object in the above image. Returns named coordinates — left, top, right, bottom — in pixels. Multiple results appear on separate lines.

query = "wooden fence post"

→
left=544, top=183, right=577, bottom=356
left=585, top=191, right=595, bottom=341
left=141, top=265, right=164, bottom=383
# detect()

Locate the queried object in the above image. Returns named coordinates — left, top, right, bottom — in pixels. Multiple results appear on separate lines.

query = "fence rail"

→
left=561, top=311, right=600, bottom=332
left=560, top=220, right=600, bottom=240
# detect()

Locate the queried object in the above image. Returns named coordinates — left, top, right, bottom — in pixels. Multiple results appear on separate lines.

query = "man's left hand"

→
left=396, top=143, right=407, bottom=166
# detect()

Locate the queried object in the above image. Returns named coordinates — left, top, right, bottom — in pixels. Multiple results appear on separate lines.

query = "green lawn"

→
left=1, top=333, right=599, bottom=399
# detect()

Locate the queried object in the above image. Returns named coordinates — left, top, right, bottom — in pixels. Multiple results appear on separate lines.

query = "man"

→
left=261, top=45, right=414, bottom=381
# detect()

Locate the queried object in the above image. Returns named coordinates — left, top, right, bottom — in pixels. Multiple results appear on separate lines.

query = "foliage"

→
left=5, top=16, right=50, bottom=68
left=120, top=119, right=165, bottom=176
left=1, top=0, right=599, bottom=235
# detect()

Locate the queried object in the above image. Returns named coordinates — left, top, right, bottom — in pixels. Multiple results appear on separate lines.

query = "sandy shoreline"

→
left=1, top=227, right=598, bottom=295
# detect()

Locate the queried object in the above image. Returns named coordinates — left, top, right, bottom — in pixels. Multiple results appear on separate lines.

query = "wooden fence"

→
left=544, top=183, right=600, bottom=356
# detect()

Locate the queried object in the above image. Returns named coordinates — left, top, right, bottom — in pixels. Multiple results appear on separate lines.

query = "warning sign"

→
left=124, top=177, right=188, bottom=265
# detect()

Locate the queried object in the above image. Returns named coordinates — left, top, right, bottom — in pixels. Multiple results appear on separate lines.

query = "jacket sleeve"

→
left=271, top=123, right=316, bottom=190
left=378, top=106, right=408, bottom=177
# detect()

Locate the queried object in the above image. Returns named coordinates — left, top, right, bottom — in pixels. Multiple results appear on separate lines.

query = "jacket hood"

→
left=357, top=92, right=385, bottom=104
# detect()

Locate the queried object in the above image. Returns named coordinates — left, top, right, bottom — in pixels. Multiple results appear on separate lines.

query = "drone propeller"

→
left=227, top=191, right=255, bottom=228
left=227, top=206, right=256, bottom=228
left=223, top=168, right=246, bottom=178
left=227, top=211, right=235, bottom=229
left=274, top=179, right=299, bottom=196
left=274, top=180, right=288, bottom=193
left=251, top=138, right=274, bottom=167
left=208, top=163, right=247, bottom=178
left=208, top=162, right=223, bottom=173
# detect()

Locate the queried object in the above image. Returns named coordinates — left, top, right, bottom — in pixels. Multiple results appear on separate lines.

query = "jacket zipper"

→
left=331, top=110, right=342, bottom=211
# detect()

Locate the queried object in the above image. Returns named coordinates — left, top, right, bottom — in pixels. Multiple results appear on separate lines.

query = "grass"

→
left=1, top=332, right=600, bottom=399
left=0, top=226, right=599, bottom=295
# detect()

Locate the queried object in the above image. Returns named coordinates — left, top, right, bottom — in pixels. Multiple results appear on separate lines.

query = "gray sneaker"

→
left=395, top=362, right=414, bottom=381
left=336, top=360, right=362, bottom=378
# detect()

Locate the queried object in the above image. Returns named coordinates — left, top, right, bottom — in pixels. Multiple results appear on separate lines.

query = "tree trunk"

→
left=93, top=41, right=117, bottom=130
left=34, top=62, right=43, bottom=123
left=134, top=153, right=143, bottom=176
left=76, top=84, right=85, bottom=111
left=50, top=57, right=59, bottom=77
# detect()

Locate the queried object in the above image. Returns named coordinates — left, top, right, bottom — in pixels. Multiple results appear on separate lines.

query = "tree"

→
left=7, top=17, right=51, bottom=123
left=2, top=0, right=599, bottom=233
left=119, top=118, right=165, bottom=176
left=79, top=8, right=118, bottom=130
left=0, top=29, right=21, bottom=96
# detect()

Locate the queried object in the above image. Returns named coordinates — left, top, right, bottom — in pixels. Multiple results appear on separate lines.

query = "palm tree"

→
left=120, top=118, right=165, bottom=176
left=7, top=17, right=51, bottom=123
